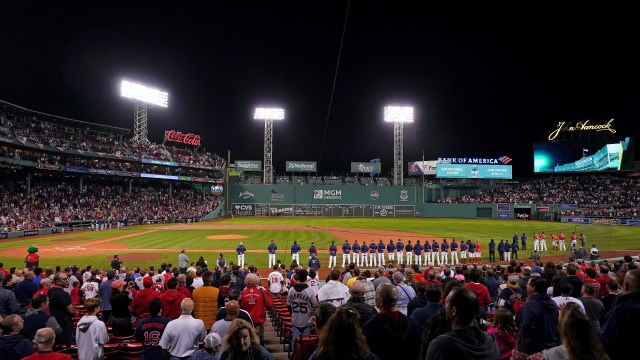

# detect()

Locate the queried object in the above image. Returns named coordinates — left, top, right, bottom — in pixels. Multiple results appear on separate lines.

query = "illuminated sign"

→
left=436, top=164, right=513, bottom=179
left=437, top=156, right=512, bottom=165
left=548, top=119, right=616, bottom=141
left=286, top=161, right=317, bottom=172
left=165, top=130, right=201, bottom=146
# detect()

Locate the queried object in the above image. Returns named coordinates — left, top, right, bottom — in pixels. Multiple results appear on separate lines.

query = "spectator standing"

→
left=519, top=277, right=560, bottom=355
left=15, top=270, right=38, bottom=312
left=20, top=294, right=62, bottom=340
left=76, top=298, right=109, bottom=360
left=318, top=269, right=350, bottom=307
left=236, top=242, right=246, bottom=269
left=98, top=270, right=115, bottom=323
left=486, top=308, right=518, bottom=360
left=22, top=327, right=72, bottom=360
left=211, top=300, right=241, bottom=355
left=578, top=283, right=604, bottom=335
left=308, top=307, right=377, bottom=360
left=289, top=303, right=336, bottom=360
left=178, top=249, right=189, bottom=274
left=342, top=281, right=377, bottom=327
left=464, top=268, right=491, bottom=312
left=240, top=274, right=272, bottom=345
left=600, top=279, right=619, bottom=317
left=191, top=332, right=222, bottom=360
left=192, top=271, right=220, bottom=330
left=362, top=283, right=420, bottom=360
left=48, top=273, right=78, bottom=347
left=110, top=280, right=133, bottom=336
left=81, top=274, right=99, bottom=299
left=393, top=272, right=416, bottom=315
left=159, top=278, right=186, bottom=320
left=426, top=287, right=500, bottom=360
left=267, top=265, right=285, bottom=296
left=216, top=254, right=226, bottom=271
left=0, top=315, right=35, bottom=360
left=600, top=269, right=640, bottom=360
left=287, top=269, right=317, bottom=350
left=159, top=298, right=207, bottom=359
left=135, top=298, right=171, bottom=360
left=130, top=276, right=160, bottom=321
left=410, top=284, right=444, bottom=334
left=0, top=273, right=19, bottom=316
left=308, top=253, right=320, bottom=272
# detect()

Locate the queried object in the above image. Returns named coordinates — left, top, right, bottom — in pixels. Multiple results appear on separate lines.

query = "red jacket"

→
left=129, top=288, right=160, bottom=320
left=240, top=284, right=272, bottom=325
left=159, top=289, right=186, bottom=319
left=177, top=285, right=192, bottom=299
left=464, top=282, right=492, bottom=308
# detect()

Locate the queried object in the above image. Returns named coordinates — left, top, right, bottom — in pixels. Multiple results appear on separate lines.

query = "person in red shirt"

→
left=464, top=268, right=491, bottom=310
left=129, top=276, right=160, bottom=321
left=158, top=278, right=186, bottom=319
left=176, top=274, right=192, bottom=299
left=23, top=327, right=71, bottom=360
left=240, top=273, right=272, bottom=345
left=597, top=265, right=614, bottom=298
left=70, top=280, right=83, bottom=306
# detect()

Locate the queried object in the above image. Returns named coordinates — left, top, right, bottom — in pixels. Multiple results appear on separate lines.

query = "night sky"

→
left=1, top=2, right=638, bottom=177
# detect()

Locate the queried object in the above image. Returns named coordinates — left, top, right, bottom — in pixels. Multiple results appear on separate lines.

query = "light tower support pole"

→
left=133, top=102, right=151, bottom=144
left=393, top=121, right=404, bottom=186
left=263, top=119, right=274, bottom=184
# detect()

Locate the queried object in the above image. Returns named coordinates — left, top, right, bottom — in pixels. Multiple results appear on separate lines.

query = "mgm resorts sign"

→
left=314, top=189, right=342, bottom=200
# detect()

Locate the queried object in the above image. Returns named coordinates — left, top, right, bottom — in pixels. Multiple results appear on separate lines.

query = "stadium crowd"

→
left=0, top=110, right=225, bottom=169
left=0, top=247, right=638, bottom=360
left=0, top=177, right=220, bottom=232
left=435, top=175, right=640, bottom=218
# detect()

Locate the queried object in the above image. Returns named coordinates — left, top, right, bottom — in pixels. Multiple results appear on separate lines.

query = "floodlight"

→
left=384, top=106, right=414, bottom=123
left=121, top=80, right=168, bottom=108
left=254, top=108, right=285, bottom=121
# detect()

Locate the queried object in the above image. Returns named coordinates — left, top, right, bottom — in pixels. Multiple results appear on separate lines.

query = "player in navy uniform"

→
left=377, top=240, right=385, bottom=266
left=460, top=240, right=468, bottom=264
left=413, top=240, right=423, bottom=266
left=328, top=241, right=337, bottom=268
left=450, top=238, right=459, bottom=265
left=431, top=240, right=440, bottom=266
left=405, top=240, right=413, bottom=266
left=497, top=240, right=505, bottom=262
left=440, top=239, right=449, bottom=265
left=387, top=239, right=396, bottom=263
left=341, top=240, right=351, bottom=267
left=308, top=242, right=317, bottom=260
left=511, top=238, right=519, bottom=260
left=236, top=242, right=247, bottom=268
left=352, top=240, right=361, bottom=267
left=395, top=239, right=404, bottom=265
left=521, top=233, right=527, bottom=250
left=503, top=240, right=512, bottom=262
left=488, top=239, right=496, bottom=262
left=267, top=240, right=277, bottom=268
left=291, top=240, right=301, bottom=265
left=467, top=240, right=476, bottom=264
left=369, top=240, right=377, bottom=266
left=360, top=241, right=369, bottom=267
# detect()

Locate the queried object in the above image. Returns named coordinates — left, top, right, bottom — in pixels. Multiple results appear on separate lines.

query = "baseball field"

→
left=1, top=218, right=639, bottom=272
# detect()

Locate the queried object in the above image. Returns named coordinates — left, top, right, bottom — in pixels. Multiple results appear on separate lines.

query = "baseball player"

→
left=387, top=239, right=395, bottom=263
left=521, top=233, right=527, bottom=250
left=369, top=240, right=377, bottom=266
left=236, top=241, right=246, bottom=268
left=460, top=240, right=467, bottom=264
left=413, top=240, right=423, bottom=266
left=551, top=234, right=558, bottom=251
left=559, top=232, right=566, bottom=252
left=440, top=239, right=449, bottom=265
left=341, top=239, right=351, bottom=267
left=570, top=232, right=577, bottom=248
left=540, top=232, right=548, bottom=252
left=377, top=239, right=385, bottom=266
left=291, top=240, right=301, bottom=265
left=475, top=240, right=482, bottom=264
left=267, top=240, right=277, bottom=268
left=533, top=232, right=540, bottom=252
left=405, top=240, right=413, bottom=266
left=360, top=241, right=369, bottom=267
left=328, top=241, right=337, bottom=268
left=431, top=239, right=440, bottom=266
left=395, top=239, right=404, bottom=265
left=352, top=240, right=361, bottom=267
left=308, top=242, right=317, bottom=260
left=503, top=240, right=511, bottom=262
left=450, top=238, right=459, bottom=265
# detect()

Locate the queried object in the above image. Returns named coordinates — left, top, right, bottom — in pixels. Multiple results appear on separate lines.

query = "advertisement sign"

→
left=165, top=130, right=201, bottom=146
left=497, top=203, right=510, bottom=211
left=548, top=119, right=617, bottom=141
left=437, top=156, right=512, bottom=165
left=232, top=204, right=255, bottom=216
left=23, top=230, right=39, bottom=237
left=350, top=162, right=381, bottom=174
left=407, top=161, right=437, bottom=176
left=0, top=233, right=7, bottom=239
left=235, top=160, right=262, bottom=172
left=498, top=213, right=510, bottom=219
left=593, top=218, right=619, bottom=225
left=286, top=161, right=317, bottom=172
left=625, top=220, right=640, bottom=226
left=533, top=137, right=634, bottom=173
left=436, top=164, right=512, bottom=179
left=37, top=163, right=62, bottom=171
left=568, top=217, right=591, bottom=224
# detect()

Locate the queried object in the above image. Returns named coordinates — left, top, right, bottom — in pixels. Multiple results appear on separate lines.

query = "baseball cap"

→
left=204, top=332, right=222, bottom=348
left=111, top=280, right=125, bottom=289
left=143, top=276, right=153, bottom=288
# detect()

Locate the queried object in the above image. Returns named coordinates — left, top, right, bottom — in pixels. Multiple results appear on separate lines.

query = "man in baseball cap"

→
left=191, top=332, right=222, bottom=360
left=130, top=277, right=160, bottom=320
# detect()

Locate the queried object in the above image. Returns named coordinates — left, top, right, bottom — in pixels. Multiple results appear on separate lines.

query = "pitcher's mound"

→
left=206, top=234, right=248, bottom=240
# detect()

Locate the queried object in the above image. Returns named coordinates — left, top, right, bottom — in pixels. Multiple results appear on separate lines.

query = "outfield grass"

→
left=0, top=218, right=638, bottom=270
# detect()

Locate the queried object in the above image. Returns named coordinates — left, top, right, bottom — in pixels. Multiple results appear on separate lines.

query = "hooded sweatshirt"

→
left=21, top=308, right=63, bottom=340
left=362, top=310, right=421, bottom=360
left=130, top=287, right=160, bottom=320
left=427, top=325, right=500, bottom=360
left=159, top=289, right=186, bottom=319
left=75, top=315, right=109, bottom=360
left=519, top=292, right=560, bottom=354
left=0, top=334, right=35, bottom=360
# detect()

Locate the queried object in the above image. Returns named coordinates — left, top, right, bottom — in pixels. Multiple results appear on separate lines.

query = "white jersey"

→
left=81, top=281, right=99, bottom=299
left=552, top=296, right=586, bottom=313
left=317, top=280, right=350, bottom=306
left=308, top=275, right=320, bottom=298
left=268, top=271, right=285, bottom=294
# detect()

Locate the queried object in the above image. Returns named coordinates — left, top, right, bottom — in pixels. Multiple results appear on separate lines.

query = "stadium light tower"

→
left=120, top=79, right=169, bottom=144
left=384, top=105, right=414, bottom=186
left=254, top=107, right=285, bottom=184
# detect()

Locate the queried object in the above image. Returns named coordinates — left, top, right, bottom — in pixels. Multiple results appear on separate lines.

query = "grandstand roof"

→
left=0, top=99, right=130, bottom=135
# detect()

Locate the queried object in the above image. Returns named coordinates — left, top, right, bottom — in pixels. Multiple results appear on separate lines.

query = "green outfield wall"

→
left=228, top=184, right=520, bottom=219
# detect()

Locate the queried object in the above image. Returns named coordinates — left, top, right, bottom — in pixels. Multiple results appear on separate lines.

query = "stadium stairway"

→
left=264, top=312, right=290, bottom=360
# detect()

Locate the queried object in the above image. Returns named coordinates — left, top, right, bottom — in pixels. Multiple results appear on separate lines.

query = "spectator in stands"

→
left=76, top=298, right=109, bottom=360
left=519, top=277, right=560, bottom=355
left=0, top=314, right=35, bottom=359
left=193, top=271, right=220, bottom=330
left=239, top=273, right=271, bottom=346
left=21, top=294, right=62, bottom=340
left=135, top=298, right=171, bottom=360
left=290, top=302, right=336, bottom=360
left=159, top=278, right=186, bottom=320
left=23, top=327, right=72, bottom=360
left=98, top=270, right=115, bottom=323
left=410, top=284, right=444, bottom=334
left=427, top=287, right=500, bottom=359
left=342, top=280, right=377, bottom=328
left=393, top=271, right=416, bottom=315
left=486, top=307, right=518, bottom=360
left=600, top=269, right=640, bottom=360
left=407, top=280, right=428, bottom=316
left=110, top=280, right=133, bottom=336
left=0, top=273, right=19, bottom=316
left=362, top=283, right=420, bottom=360
left=578, top=283, right=605, bottom=335
left=159, top=298, right=207, bottom=359
left=211, top=300, right=240, bottom=354
left=48, top=273, right=78, bottom=347
left=191, top=332, right=222, bottom=360
left=309, top=307, right=376, bottom=360
left=287, top=269, right=317, bottom=350
left=178, top=249, right=189, bottom=274
left=16, top=270, right=38, bottom=311
left=318, top=268, right=350, bottom=307
left=130, top=276, right=159, bottom=321
left=554, top=263, right=584, bottom=298
left=218, top=319, right=273, bottom=360
left=600, top=279, right=619, bottom=316
left=216, top=290, right=253, bottom=325
left=464, top=267, right=491, bottom=313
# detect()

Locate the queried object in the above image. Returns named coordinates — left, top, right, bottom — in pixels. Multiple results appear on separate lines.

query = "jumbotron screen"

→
left=533, top=137, right=634, bottom=173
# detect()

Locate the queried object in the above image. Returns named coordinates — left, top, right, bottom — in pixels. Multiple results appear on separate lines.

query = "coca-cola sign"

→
left=165, top=130, right=201, bottom=146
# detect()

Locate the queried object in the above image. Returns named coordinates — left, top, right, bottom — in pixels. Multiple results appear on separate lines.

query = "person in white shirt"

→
left=552, top=282, right=586, bottom=314
left=318, top=268, right=350, bottom=307
left=76, top=298, right=109, bottom=360
left=80, top=275, right=99, bottom=299
left=159, top=298, right=207, bottom=359
left=267, top=265, right=285, bottom=296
